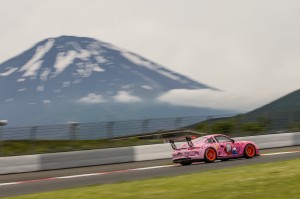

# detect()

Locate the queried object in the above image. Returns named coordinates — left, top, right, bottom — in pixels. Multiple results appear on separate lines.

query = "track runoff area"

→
left=0, top=146, right=300, bottom=198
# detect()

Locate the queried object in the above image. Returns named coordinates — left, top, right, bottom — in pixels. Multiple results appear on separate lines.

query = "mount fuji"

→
left=0, top=36, right=229, bottom=126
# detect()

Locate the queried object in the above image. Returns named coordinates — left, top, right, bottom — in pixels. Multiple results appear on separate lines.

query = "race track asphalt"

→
left=0, top=146, right=300, bottom=198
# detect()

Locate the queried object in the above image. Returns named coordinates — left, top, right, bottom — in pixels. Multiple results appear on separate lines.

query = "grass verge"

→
left=5, top=158, right=300, bottom=199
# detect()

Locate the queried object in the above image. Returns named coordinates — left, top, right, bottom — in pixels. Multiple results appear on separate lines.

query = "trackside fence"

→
left=0, top=116, right=219, bottom=141
left=0, top=111, right=300, bottom=156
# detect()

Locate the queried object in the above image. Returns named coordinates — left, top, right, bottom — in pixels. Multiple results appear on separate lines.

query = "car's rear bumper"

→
left=256, top=148, right=260, bottom=156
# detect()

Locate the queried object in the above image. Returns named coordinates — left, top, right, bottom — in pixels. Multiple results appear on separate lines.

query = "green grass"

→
left=5, top=158, right=300, bottom=199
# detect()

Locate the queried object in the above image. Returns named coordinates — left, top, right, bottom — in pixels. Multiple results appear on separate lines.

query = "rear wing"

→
left=169, top=140, right=177, bottom=150
left=169, top=137, right=194, bottom=150
left=185, top=137, right=194, bottom=147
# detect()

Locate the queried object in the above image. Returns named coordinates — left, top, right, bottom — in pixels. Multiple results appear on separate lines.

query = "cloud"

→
left=113, top=91, right=142, bottom=103
left=43, top=99, right=51, bottom=104
left=77, top=93, right=105, bottom=104
left=77, top=92, right=142, bottom=104
left=1, top=0, right=300, bottom=111
left=157, top=89, right=282, bottom=112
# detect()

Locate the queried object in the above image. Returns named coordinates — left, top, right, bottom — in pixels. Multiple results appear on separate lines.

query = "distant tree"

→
left=241, top=122, right=264, bottom=133
left=258, top=116, right=272, bottom=132
left=194, top=123, right=210, bottom=133
left=212, top=121, right=234, bottom=135
left=288, top=122, right=300, bottom=132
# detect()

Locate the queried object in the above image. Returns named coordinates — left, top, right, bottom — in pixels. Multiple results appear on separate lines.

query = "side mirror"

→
left=231, top=139, right=235, bottom=143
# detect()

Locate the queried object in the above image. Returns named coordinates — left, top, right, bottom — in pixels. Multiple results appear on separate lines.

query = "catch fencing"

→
left=0, top=115, right=221, bottom=141
left=0, top=111, right=300, bottom=156
left=1, top=112, right=300, bottom=140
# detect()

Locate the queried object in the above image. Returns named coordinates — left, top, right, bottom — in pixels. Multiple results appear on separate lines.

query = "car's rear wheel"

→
left=180, top=161, right=192, bottom=166
left=244, top=144, right=256, bottom=159
left=204, top=148, right=217, bottom=163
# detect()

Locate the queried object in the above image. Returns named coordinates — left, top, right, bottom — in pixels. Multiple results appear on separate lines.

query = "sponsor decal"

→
left=232, top=147, right=238, bottom=155
left=225, top=143, right=232, bottom=155
left=214, top=144, right=219, bottom=150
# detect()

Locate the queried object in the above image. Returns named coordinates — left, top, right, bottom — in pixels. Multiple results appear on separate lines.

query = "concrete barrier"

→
left=293, top=132, right=300, bottom=145
left=40, top=146, right=135, bottom=170
left=133, top=132, right=300, bottom=161
left=0, top=132, right=299, bottom=174
left=0, top=154, right=40, bottom=174
left=134, top=143, right=171, bottom=161
left=235, top=132, right=296, bottom=149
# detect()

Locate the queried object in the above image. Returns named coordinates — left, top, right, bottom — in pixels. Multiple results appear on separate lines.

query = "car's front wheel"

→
left=204, top=148, right=217, bottom=163
left=244, top=144, right=256, bottom=159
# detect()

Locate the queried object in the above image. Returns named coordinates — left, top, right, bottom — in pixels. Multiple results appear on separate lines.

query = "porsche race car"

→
left=170, top=134, right=259, bottom=166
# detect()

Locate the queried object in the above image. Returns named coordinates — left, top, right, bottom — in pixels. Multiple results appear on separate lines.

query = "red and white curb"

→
left=1, top=150, right=299, bottom=187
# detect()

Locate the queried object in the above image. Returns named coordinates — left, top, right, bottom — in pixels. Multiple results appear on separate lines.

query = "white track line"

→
left=57, top=173, right=101, bottom=179
left=261, top=151, right=300, bottom=156
left=0, top=150, right=299, bottom=187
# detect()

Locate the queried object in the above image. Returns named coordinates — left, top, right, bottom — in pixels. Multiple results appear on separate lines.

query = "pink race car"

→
left=170, top=134, right=259, bottom=166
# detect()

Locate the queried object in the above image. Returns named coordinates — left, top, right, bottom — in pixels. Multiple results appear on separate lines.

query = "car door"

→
left=214, top=135, right=238, bottom=157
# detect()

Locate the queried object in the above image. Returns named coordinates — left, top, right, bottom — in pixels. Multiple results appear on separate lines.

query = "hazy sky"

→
left=1, top=0, right=300, bottom=111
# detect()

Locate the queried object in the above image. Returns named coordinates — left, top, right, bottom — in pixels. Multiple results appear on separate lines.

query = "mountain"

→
left=192, top=89, right=300, bottom=135
left=247, top=89, right=300, bottom=115
left=0, top=36, right=229, bottom=126
left=244, top=89, right=300, bottom=126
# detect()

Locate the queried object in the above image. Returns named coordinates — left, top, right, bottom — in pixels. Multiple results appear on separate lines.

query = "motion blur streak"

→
left=1, top=151, right=299, bottom=187
left=261, top=151, right=300, bottom=156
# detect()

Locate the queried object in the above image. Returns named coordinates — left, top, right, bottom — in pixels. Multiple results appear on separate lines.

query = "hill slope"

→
left=247, top=89, right=300, bottom=115
left=193, top=89, right=300, bottom=135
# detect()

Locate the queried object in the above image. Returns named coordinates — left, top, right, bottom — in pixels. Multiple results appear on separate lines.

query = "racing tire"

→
left=180, top=162, right=192, bottom=166
left=204, top=148, right=217, bottom=163
left=244, top=144, right=256, bottom=159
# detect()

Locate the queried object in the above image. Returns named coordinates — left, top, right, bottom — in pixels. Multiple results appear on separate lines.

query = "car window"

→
left=205, top=138, right=216, bottom=143
left=192, top=136, right=207, bottom=142
left=214, top=136, right=232, bottom=143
